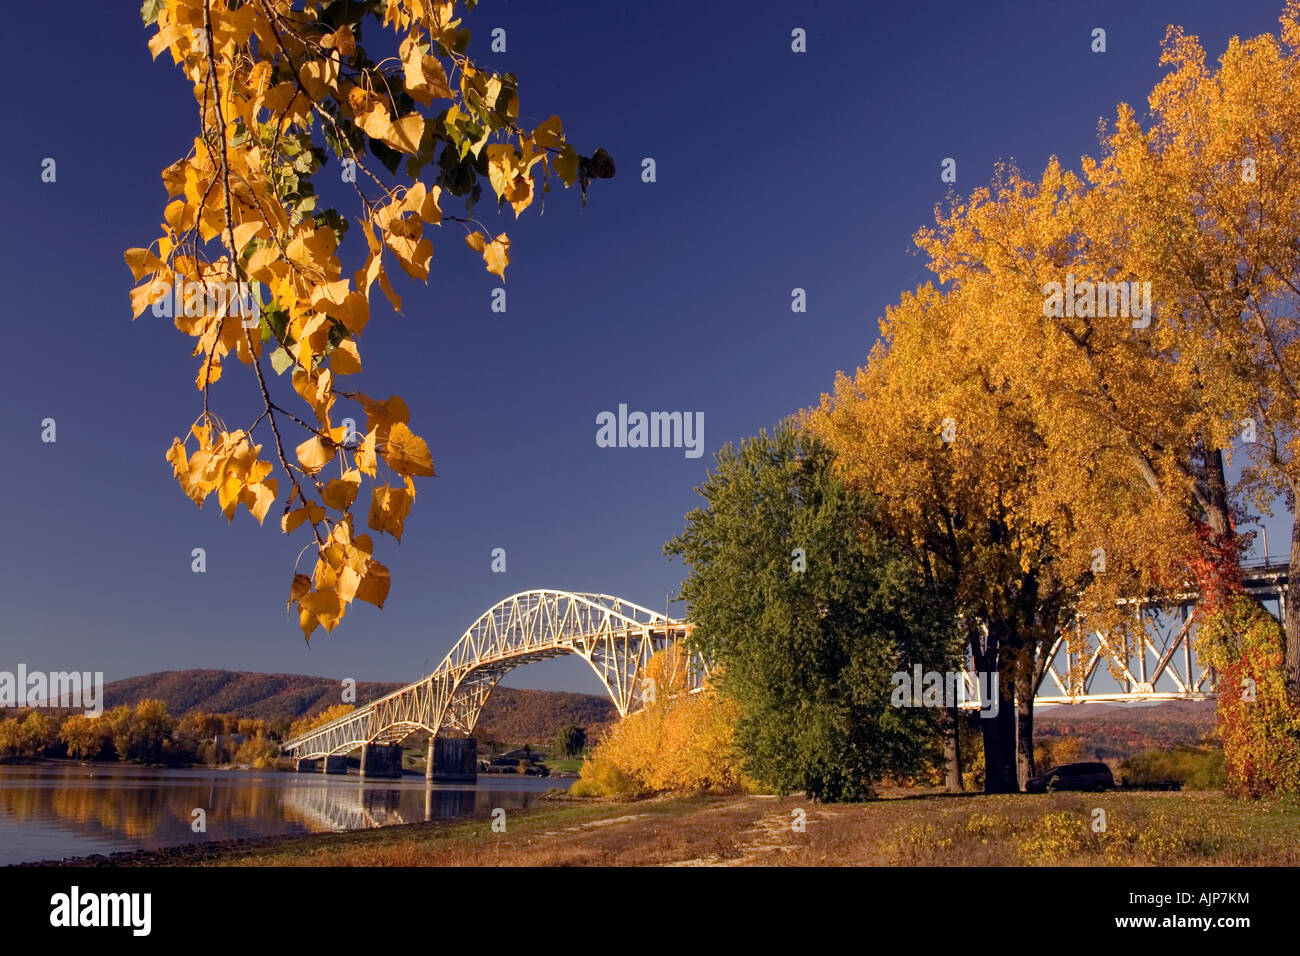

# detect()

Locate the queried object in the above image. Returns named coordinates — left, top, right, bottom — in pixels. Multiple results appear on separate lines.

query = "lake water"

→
left=0, top=761, right=571, bottom=866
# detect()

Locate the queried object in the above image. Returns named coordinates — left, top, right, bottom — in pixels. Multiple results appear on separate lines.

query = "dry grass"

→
left=96, top=789, right=1300, bottom=867
left=770, top=790, right=1300, bottom=866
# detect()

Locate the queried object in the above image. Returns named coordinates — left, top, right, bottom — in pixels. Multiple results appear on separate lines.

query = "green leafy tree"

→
left=554, top=724, right=586, bottom=758
left=666, top=420, right=960, bottom=801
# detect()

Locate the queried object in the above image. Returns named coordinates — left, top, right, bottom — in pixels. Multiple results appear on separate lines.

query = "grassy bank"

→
left=35, top=789, right=1300, bottom=867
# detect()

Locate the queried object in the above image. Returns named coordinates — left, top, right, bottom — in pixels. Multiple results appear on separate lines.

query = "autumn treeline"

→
left=0, top=701, right=286, bottom=768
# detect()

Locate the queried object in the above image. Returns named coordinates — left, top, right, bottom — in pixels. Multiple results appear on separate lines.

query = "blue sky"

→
left=0, top=0, right=1289, bottom=696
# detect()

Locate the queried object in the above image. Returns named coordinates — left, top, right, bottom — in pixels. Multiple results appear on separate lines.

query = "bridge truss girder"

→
left=955, top=569, right=1286, bottom=709
left=283, top=590, right=698, bottom=759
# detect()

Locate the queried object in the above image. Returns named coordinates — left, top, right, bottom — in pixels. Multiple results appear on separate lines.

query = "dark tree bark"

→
left=982, top=686, right=1019, bottom=793
left=973, top=619, right=1018, bottom=793
left=1015, top=656, right=1035, bottom=790
left=1285, top=491, right=1300, bottom=704
left=1203, top=447, right=1232, bottom=538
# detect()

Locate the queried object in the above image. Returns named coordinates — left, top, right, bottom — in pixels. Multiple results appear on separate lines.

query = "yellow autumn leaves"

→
left=166, top=424, right=278, bottom=523
left=160, top=405, right=428, bottom=640
left=362, top=182, right=443, bottom=295
left=131, top=0, right=595, bottom=641
left=464, top=230, right=510, bottom=280
left=279, top=392, right=434, bottom=637
left=288, top=518, right=391, bottom=636
left=349, top=86, right=426, bottom=155
left=401, top=33, right=453, bottom=104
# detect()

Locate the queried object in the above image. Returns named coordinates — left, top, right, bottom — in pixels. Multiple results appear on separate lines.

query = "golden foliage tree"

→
left=912, top=3, right=1300, bottom=689
left=1112, top=6, right=1300, bottom=697
left=814, top=5, right=1300, bottom=793
left=60, top=714, right=112, bottom=761
left=102, top=699, right=178, bottom=763
left=0, top=719, right=22, bottom=760
left=233, top=733, right=281, bottom=768
left=128, top=0, right=610, bottom=639
left=809, top=279, right=1102, bottom=792
left=20, top=712, right=60, bottom=756
left=1197, top=594, right=1300, bottom=796
left=0, top=715, right=60, bottom=760
left=287, top=702, right=354, bottom=739
left=572, top=646, right=746, bottom=798
left=175, top=710, right=235, bottom=740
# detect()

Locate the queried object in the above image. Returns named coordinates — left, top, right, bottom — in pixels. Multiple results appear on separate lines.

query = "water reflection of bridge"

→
left=280, top=783, right=513, bottom=831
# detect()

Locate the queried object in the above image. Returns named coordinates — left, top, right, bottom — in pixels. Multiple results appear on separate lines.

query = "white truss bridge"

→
left=956, top=561, right=1289, bottom=709
left=283, top=589, right=696, bottom=760
left=285, top=566, right=1289, bottom=757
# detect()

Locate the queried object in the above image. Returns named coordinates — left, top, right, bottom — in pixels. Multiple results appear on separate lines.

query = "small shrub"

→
left=1120, top=746, right=1225, bottom=790
left=571, top=647, right=746, bottom=798
left=1018, top=810, right=1096, bottom=862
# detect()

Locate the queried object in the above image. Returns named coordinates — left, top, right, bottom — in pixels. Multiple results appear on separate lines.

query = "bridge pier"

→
left=323, top=754, right=349, bottom=774
left=427, top=736, right=477, bottom=782
left=360, top=743, right=403, bottom=779
left=295, top=758, right=320, bottom=773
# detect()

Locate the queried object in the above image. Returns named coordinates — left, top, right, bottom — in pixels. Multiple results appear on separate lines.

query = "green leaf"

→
left=263, top=302, right=289, bottom=344
left=270, top=347, right=293, bottom=376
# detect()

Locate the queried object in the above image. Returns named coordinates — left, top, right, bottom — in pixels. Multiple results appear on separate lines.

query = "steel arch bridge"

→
left=282, top=589, right=696, bottom=760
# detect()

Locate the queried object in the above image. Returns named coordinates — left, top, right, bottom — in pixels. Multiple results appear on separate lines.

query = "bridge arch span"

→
left=283, top=590, right=696, bottom=760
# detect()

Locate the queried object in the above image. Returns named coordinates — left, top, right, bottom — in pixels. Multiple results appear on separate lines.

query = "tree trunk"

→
left=1016, top=657, right=1035, bottom=790
left=1203, top=447, right=1232, bottom=538
left=1188, top=446, right=1247, bottom=626
left=1285, top=494, right=1300, bottom=705
left=973, top=620, right=1018, bottom=793
left=944, top=705, right=963, bottom=792
left=981, top=686, right=1018, bottom=793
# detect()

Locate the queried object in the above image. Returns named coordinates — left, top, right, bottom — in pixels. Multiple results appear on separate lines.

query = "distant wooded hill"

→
left=51, top=670, right=1218, bottom=757
left=1034, top=699, right=1217, bottom=760
left=99, top=670, right=617, bottom=746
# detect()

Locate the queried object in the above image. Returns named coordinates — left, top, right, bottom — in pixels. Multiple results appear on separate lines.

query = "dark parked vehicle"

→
left=1026, top=762, right=1115, bottom=793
